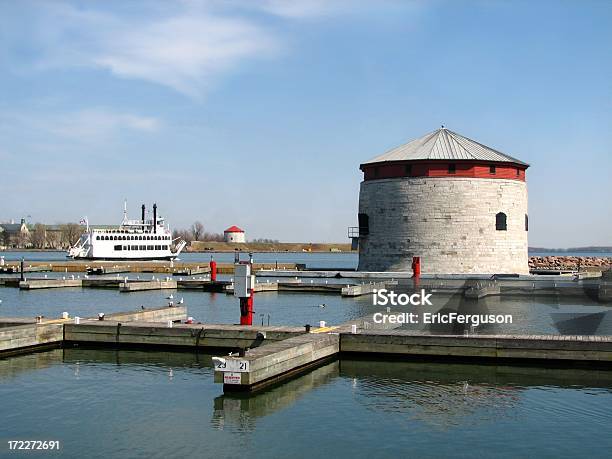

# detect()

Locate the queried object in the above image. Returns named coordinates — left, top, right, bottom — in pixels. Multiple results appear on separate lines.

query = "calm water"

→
left=1, top=349, right=612, bottom=458
left=2, top=252, right=612, bottom=457
left=1, top=283, right=611, bottom=334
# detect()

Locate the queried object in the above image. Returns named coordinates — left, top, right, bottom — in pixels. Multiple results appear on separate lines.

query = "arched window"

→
left=496, top=212, right=507, bottom=231
left=525, top=214, right=529, bottom=231
left=96, top=236, right=100, bottom=240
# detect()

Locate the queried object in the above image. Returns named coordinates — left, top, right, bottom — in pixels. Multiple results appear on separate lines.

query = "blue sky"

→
left=0, top=0, right=610, bottom=246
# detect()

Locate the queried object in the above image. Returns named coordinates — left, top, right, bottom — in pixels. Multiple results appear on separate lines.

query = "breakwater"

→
left=530, top=256, right=612, bottom=271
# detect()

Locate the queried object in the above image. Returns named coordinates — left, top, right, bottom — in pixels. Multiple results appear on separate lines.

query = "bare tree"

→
left=191, top=221, right=204, bottom=241
left=172, top=228, right=192, bottom=242
left=203, top=231, right=224, bottom=242
left=30, top=223, right=47, bottom=249
left=61, top=223, right=82, bottom=248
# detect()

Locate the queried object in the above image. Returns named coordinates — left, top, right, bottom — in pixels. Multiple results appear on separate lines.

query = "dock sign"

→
left=212, top=357, right=250, bottom=373
left=223, top=372, right=242, bottom=385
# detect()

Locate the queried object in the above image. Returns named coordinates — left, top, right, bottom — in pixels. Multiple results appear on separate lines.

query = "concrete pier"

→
left=0, top=323, right=63, bottom=357
left=65, top=322, right=303, bottom=350
left=172, top=266, right=210, bottom=276
left=213, top=332, right=340, bottom=391
left=0, top=260, right=297, bottom=274
left=86, top=266, right=130, bottom=275
left=341, top=331, right=612, bottom=363
left=19, top=278, right=83, bottom=289
left=464, top=281, right=501, bottom=299
left=119, top=279, right=177, bottom=292
left=599, top=270, right=612, bottom=302
left=341, top=280, right=397, bottom=297
left=0, top=306, right=187, bottom=358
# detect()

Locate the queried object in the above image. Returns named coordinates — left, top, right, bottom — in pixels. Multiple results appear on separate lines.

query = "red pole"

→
left=412, top=256, right=421, bottom=289
left=209, top=259, right=217, bottom=282
left=412, top=256, right=421, bottom=277
left=239, top=291, right=254, bottom=326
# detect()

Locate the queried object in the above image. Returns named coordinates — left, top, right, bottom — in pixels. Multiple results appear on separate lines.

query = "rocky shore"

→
left=529, top=256, right=612, bottom=271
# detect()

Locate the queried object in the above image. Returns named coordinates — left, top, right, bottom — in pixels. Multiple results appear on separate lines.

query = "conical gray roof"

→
left=362, top=128, right=528, bottom=166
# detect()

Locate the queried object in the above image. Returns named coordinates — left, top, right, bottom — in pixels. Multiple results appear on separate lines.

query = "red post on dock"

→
left=412, top=256, right=421, bottom=278
left=209, top=258, right=217, bottom=282
left=239, top=292, right=254, bottom=326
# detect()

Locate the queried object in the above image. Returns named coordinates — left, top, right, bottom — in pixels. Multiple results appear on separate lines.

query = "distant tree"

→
left=191, top=221, right=204, bottom=241
left=202, top=232, right=224, bottom=242
left=46, top=229, right=63, bottom=249
left=251, top=238, right=280, bottom=243
left=172, top=228, right=193, bottom=242
left=30, top=223, right=47, bottom=249
left=61, top=223, right=82, bottom=248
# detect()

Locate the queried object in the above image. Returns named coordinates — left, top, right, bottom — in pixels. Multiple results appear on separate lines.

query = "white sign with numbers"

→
left=212, top=357, right=250, bottom=373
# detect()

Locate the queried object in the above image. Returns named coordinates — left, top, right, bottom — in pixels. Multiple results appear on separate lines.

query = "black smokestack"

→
left=141, top=204, right=146, bottom=230
left=153, top=203, right=157, bottom=234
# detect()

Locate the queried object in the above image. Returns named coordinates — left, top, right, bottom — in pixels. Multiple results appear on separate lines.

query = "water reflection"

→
left=2, top=349, right=612, bottom=458
left=211, top=362, right=340, bottom=432
left=390, top=279, right=612, bottom=335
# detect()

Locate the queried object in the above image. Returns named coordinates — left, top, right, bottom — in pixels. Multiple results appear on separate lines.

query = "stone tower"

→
left=356, top=127, right=529, bottom=274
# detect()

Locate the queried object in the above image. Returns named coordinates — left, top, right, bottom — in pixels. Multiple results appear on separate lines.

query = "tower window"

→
left=516, top=168, right=520, bottom=177
left=405, top=164, right=412, bottom=176
left=373, top=167, right=379, bottom=178
left=496, top=212, right=507, bottom=231
left=489, top=165, right=496, bottom=174
left=358, top=213, right=369, bottom=236
left=448, top=163, right=456, bottom=174
left=525, top=214, right=529, bottom=231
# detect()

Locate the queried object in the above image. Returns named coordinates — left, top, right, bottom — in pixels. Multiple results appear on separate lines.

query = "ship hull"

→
left=70, top=255, right=179, bottom=261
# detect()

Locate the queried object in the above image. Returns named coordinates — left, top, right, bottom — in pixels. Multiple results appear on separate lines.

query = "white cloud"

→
left=1, top=0, right=405, bottom=97
left=9, top=1, right=281, bottom=98
left=1, top=108, right=160, bottom=144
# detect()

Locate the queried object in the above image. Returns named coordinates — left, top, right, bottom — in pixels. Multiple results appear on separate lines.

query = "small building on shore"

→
left=353, top=127, right=530, bottom=274
left=0, top=219, right=30, bottom=248
left=224, top=226, right=246, bottom=243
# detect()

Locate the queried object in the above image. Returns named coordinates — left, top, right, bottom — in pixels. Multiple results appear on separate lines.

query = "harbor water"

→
left=1, top=349, right=612, bottom=458
left=2, top=251, right=612, bottom=457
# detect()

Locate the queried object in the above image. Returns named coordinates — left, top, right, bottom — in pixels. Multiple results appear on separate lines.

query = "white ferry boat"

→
left=68, top=203, right=186, bottom=260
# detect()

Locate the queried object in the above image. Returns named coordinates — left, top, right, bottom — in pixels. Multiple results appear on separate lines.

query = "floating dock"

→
left=0, top=260, right=297, bottom=274
left=19, top=278, right=83, bottom=289
left=86, top=266, right=130, bottom=275
left=0, top=264, right=52, bottom=274
left=0, top=306, right=186, bottom=358
left=2, top=305, right=612, bottom=393
left=119, top=279, right=177, bottom=292
left=172, top=266, right=210, bottom=276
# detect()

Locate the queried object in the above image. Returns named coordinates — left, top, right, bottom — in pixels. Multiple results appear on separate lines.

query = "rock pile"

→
left=529, top=256, right=612, bottom=271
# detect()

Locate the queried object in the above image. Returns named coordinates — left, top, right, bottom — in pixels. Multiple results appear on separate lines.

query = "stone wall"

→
left=358, top=176, right=529, bottom=274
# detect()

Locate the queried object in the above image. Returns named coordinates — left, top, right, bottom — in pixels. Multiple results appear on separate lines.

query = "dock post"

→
left=210, top=256, right=217, bottom=282
left=20, top=257, right=25, bottom=282
left=235, top=253, right=254, bottom=325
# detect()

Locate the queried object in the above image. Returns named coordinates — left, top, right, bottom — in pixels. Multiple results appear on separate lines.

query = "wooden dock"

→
left=86, top=266, right=130, bottom=275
